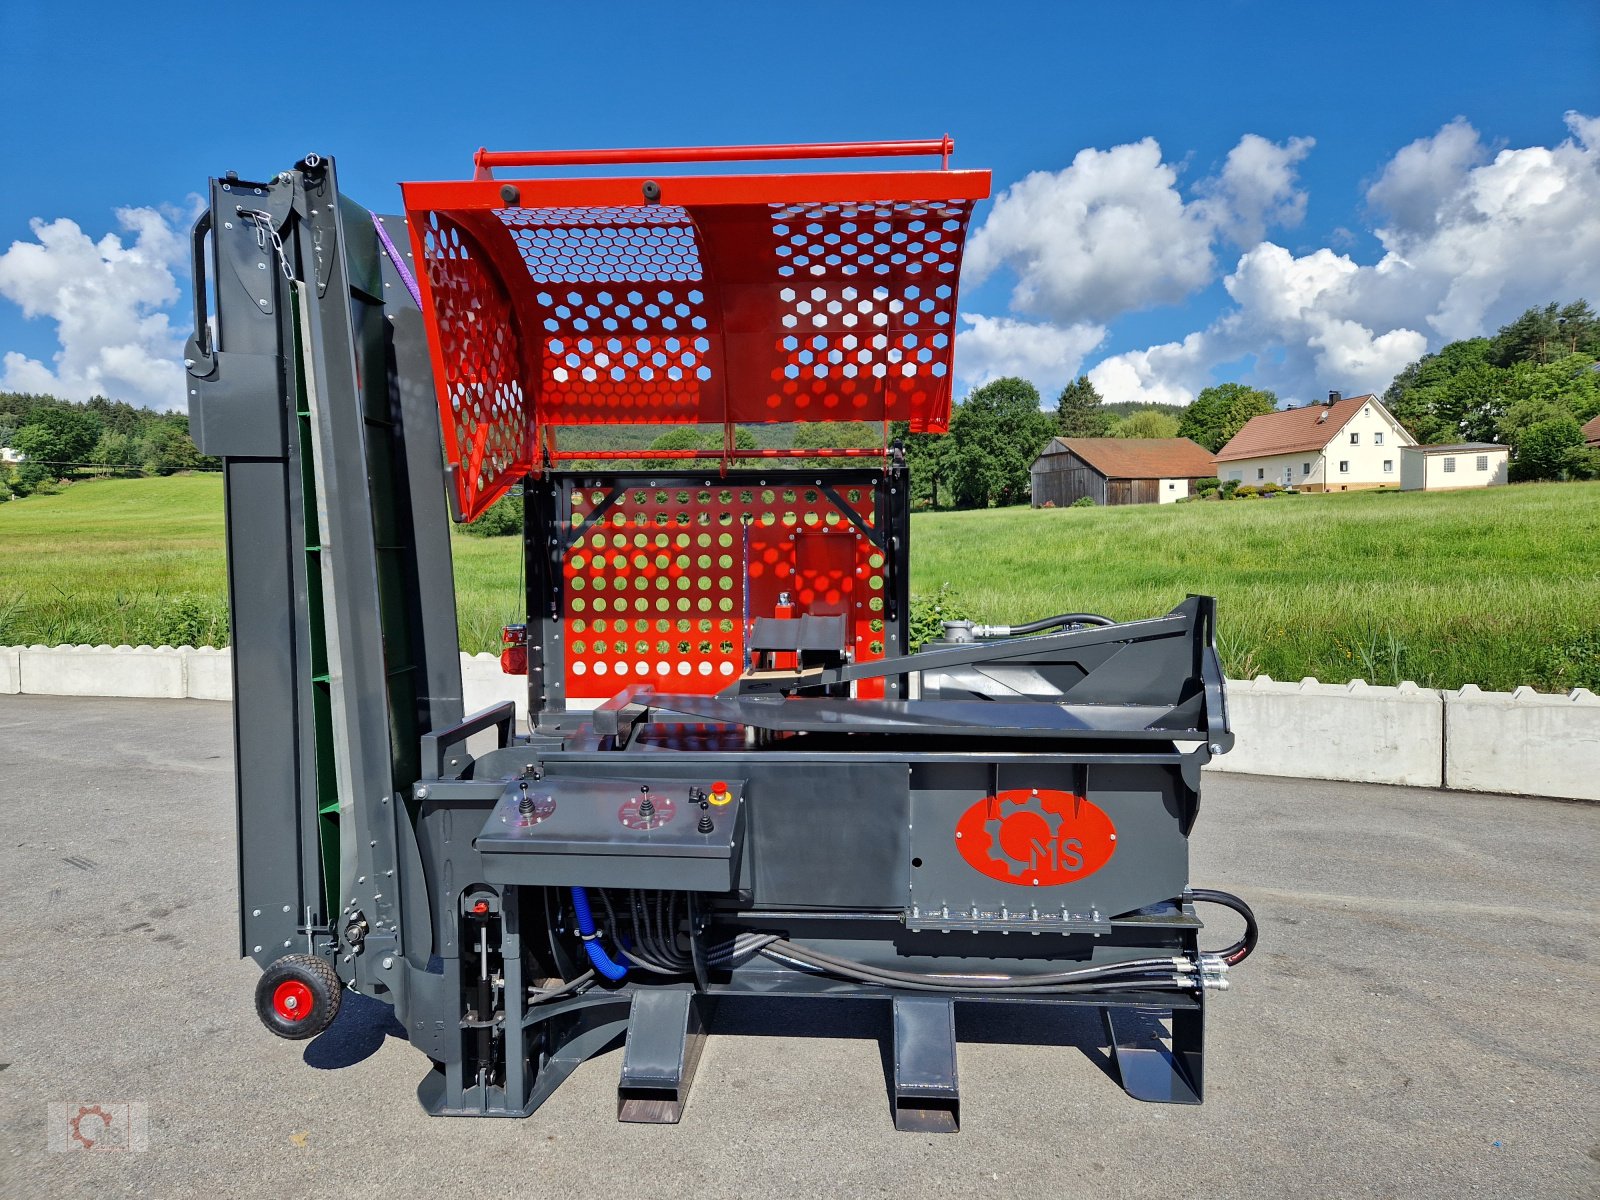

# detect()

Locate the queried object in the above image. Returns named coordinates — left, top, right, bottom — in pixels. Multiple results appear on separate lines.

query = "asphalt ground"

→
left=0, top=694, right=1596, bottom=1200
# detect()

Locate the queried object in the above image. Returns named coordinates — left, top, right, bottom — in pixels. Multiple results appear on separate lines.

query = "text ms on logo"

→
left=954, top=789, right=1117, bottom=887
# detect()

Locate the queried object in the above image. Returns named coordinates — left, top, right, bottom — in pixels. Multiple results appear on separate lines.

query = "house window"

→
left=1167, top=481, right=1177, bottom=490
left=1443, top=457, right=1456, bottom=473
left=1383, top=459, right=1393, bottom=473
left=1338, top=460, right=1350, bottom=473
left=1349, top=432, right=1360, bottom=444
left=1227, top=470, right=1242, bottom=482
left=1302, top=462, right=1311, bottom=475
left=1374, top=432, right=1384, bottom=446
left=1477, top=455, right=1489, bottom=471
left=1256, top=468, right=1265, bottom=480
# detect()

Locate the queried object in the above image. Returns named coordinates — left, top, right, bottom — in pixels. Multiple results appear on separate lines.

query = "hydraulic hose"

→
left=1007, top=611, right=1115, bottom=634
left=1188, top=888, right=1259, bottom=966
left=569, top=886, right=628, bottom=982
left=759, top=940, right=1193, bottom=993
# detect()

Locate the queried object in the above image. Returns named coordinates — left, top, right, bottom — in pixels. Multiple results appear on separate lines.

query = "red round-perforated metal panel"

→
left=562, top=481, right=888, bottom=699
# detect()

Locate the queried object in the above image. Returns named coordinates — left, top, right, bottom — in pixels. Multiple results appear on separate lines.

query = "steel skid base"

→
left=415, top=984, right=1205, bottom=1128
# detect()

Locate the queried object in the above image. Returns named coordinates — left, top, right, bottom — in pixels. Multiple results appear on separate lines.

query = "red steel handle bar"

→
left=474, top=137, right=953, bottom=179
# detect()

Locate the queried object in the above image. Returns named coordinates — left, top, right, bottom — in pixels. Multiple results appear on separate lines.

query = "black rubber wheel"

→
left=255, top=954, right=342, bottom=1040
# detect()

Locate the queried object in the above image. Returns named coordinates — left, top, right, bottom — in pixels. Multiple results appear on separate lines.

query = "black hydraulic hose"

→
left=760, top=946, right=1188, bottom=995
left=761, top=940, right=1186, bottom=991
left=529, top=970, right=597, bottom=1004
left=1008, top=612, right=1115, bottom=634
left=1188, top=888, right=1259, bottom=966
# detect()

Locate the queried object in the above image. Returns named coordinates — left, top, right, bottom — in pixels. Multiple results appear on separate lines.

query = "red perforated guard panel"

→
left=562, top=480, right=888, bottom=700
left=401, top=164, right=990, bottom=519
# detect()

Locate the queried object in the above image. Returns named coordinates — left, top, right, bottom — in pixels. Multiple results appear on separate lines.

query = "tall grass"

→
left=5, top=474, right=1597, bottom=691
left=0, top=475, right=229, bottom=647
left=908, top=485, right=1600, bottom=691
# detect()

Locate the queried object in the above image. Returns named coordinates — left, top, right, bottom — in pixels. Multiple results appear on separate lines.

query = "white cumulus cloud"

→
left=953, top=313, right=1106, bottom=397
left=1087, top=332, right=1214, bottom=409
left=1198, top=133, right=1317, bottom=247
left=963, top=132, right=1314, bottom=329
left=964, top=138, right=1218, bottom=325
left=1077, top=113, right=1600, bottom=407
left=1364, top=117, right=1485, bottom=237
left=0, top=202, right=198, bottom=410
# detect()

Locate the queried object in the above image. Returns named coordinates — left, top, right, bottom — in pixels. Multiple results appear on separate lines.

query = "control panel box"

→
left=474, top=775, right=746, bottom=893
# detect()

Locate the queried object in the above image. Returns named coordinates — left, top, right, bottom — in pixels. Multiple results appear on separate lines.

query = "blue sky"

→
left=1, top=0, right=1596, bottom=411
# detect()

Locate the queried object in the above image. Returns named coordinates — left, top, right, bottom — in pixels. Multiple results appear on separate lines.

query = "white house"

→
left=1214, top=392, right=1416, bottom=491
left=1400, top=443, right=1509, bottom=490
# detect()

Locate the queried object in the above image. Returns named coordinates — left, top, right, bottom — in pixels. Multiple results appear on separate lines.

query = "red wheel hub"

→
left=272, top=979, right=314, bottom=1021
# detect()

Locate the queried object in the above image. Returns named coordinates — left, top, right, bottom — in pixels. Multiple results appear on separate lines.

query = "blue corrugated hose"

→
left=569, top=886, right=628, bottom=981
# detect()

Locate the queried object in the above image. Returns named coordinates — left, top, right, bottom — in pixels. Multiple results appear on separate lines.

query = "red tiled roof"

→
left=1214, top=394, right=1377, bottom=462
left=1584, top=413, right=1600, bottom=446
left=1048, top=437, right=1217, bottom=479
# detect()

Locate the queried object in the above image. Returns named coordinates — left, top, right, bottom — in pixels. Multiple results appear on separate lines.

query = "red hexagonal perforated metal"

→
left=562, top=482, right=888, bottom=700
left=419, top=213, right=533, bottom=511
left=401, top=146, right=990, bottom=519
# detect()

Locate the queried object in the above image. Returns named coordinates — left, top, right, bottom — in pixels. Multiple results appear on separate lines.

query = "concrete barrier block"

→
left=1211, top=675, right=1443, bottom=787
left=185, top=647, right=234, bottom=701
left=0, top=646, right=19, bottom=694
left=1445, top=685, right=1600, bottom=801
left=19, top=644, right=187, bottom=699
left=460, top=652, right=527, bottom=721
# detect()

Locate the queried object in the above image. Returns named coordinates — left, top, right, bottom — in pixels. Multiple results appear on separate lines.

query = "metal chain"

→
left=237, top=208, right=294, bottom=281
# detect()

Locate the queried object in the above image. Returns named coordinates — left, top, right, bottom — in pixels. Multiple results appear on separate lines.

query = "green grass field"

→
left=3, top=474, right=1597, bottom=691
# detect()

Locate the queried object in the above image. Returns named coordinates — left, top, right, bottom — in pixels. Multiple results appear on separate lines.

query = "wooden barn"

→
left=1030, top=437, right=1217, bottom=507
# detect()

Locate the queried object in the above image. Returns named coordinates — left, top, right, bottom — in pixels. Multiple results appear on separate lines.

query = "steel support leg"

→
left=891, top=994, right=960, bottom=1133
left=1102, top=1002, right=1204, bottom=1105
left=617, top=986, right=712, bottom=1124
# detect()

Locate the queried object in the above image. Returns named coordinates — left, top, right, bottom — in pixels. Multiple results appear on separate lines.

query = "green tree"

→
left=11, top=407, right=103, bottom=484
left=1556, top=300, right=1600, bottom=357
left=640, top=425, right=757, bottom=468
left=139, top=417, right=204, bottom=475
left=1491, top=302, right=1562, bottom=366
left=1511, top=415, right=1587, bottom=481
left=89, top=430, right=139, bottom=472
left=891, top=423, right=957, bottom=508
left=1110, top=407, right=1181, bottom=438
left=1054, top=376, right=1112, bottom=438
left=1496, top=354, right=1600, bottom=454
left=943, top=377, right=1054, bottom=509
left=1384, top=338, right=1506, bottom=442
left=1178, top=383, right=1278, bottom=452
left=85, top=395, right=146, bottom=437
left=791, top=421, right=882, bottom=452
left=646, top=426, right=709, bottom=454
left=791, top=420, right=881, bottom=466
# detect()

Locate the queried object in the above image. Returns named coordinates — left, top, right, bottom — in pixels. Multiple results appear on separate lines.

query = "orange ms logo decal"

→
left=954, top=789, right=1117, bottom=887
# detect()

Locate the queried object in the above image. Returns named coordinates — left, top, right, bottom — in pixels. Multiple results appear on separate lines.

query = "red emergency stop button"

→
left=709, top=782, right=732, bottom=807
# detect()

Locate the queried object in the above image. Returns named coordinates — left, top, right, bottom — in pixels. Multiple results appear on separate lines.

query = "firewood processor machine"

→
left=184, top=138, right=1254, bottom=1132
